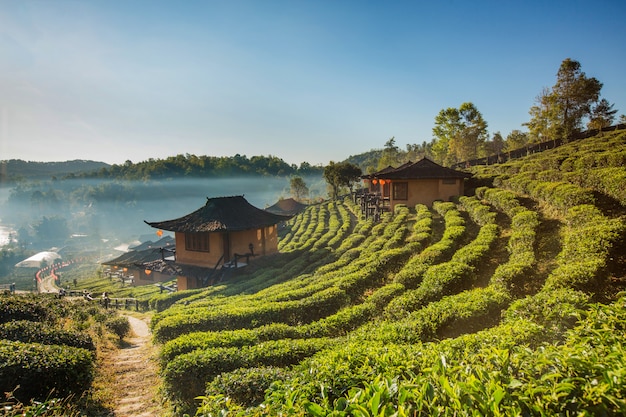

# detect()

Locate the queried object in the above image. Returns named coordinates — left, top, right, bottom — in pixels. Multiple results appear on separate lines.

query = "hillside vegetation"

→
left=149, top=128, right=626, bottom=416
left=0, top=159, right=110, bottom=182
left=0, top=294, right=131, bottom=415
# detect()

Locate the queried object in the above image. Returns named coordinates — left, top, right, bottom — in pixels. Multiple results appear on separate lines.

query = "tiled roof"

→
left=362, top=162, right=413, bottom=179
left=141, top=259, right=212, bottom=279
left=265, top=198, right=308, bottom=216
left=144, top=195, right=292, bottom=233
left=101, top=248, right=166, bottom=267
left=374, top=158, right=471, bottom=180
left=129, top=236, right=175, bottom=251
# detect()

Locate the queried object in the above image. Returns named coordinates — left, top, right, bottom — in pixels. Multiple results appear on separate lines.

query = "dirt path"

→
left=38, top=274, right=58, bottom=293
left=108, top=315, right=163, bottom=417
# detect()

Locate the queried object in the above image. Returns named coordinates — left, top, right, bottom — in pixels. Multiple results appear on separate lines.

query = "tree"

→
left=524, top=87, right=560, bottom=143
left=377, top=137, right=401, bottom=170
left=484, top=132, right=505, bottom=155
left=620, top=114, right=626, bottom=125
left=587, top=98, right=618, bottom=131
left=505, top=130, right=530, bottom=152
left=432, top=102, right=488, bottom=165
left=33, top=216, right=69, bottom=244
left=290, top=176, right=309, bottom=201
left=432, top=108, right=460, bottom=165
left=525, top=58, right=603, bottom=142
left=405, top=141, right=432, bottom=162
left=552, top=58, right=602, bottom=139
left=323, top=162, right=362, bottom=200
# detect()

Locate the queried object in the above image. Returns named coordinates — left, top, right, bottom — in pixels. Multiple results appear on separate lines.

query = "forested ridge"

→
left=0, top=159, right=109, bottom=182
left=147, top=127, right=626, bottom=416
left=1, top=154, right=323, bottom=182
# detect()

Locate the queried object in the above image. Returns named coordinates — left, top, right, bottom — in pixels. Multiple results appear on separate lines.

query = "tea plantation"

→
left=1, top=129, right=624, bottom=416
left=152, top=129, right=626, bottom=416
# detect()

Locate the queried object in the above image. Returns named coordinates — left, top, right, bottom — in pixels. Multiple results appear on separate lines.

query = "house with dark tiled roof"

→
left=144, top=195, right=292, bottom=290
left=101, top=243, right=175, bottom=286
left=361, top=158, right=471, bottom=212
left=128, top=235, right=175, bottom=252
left=265, top=198, right=308, bottom=216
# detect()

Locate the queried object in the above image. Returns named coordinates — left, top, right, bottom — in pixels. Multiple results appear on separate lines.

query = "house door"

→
left=222, top=233, right=231, bottom=262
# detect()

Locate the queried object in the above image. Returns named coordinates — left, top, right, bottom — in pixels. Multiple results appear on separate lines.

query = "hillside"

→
left=0, top=159, right=110, bottom=182
left=149, top=129, right=626, bottom=415
left=149, top=128, right=626, bottom=416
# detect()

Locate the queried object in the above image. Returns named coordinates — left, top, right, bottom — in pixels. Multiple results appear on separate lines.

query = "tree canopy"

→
left=587, top=98, right=618, bottom=131
left=377, top=137, right=401, bottom=170
left=431, top=102, right=488, bottom=165
left=289, top=176, right=309, bottom=201
left=525, top=58, right=606, bottom=142
left=323, top=162, right=362, bottom=200
left=78, top=154, right=323, bottom=180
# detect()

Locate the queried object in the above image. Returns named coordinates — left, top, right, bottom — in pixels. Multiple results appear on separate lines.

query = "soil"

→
left=105, top=314, right=164, bottom=417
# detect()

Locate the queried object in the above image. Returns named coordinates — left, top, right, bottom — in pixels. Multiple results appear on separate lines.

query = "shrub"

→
left=205, top=366, right=289, bottom=407
left=105, top=315, right=130, bottom=340
left=0, top=340, right=94, bottom=403
left=545, top=205, right=625, bottom=291
left=153, top=286, right=350, bottom=343
left=148, top=288, right=204, bottom=312
left=503, top=289, right=589, bottom=341
left=0, top=297, right=52, bottom=324
left=163, top=338, right=335, bottom=407
left=367, top=286, right=511, bottom=344
left=0, top=320, right=95, bottom=351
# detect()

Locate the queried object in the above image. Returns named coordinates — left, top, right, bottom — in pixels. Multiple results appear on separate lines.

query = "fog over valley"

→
left=0, top=176, right=324, bottom=251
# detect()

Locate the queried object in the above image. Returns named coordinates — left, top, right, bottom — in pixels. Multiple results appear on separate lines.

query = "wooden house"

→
left=361, top=158, right=471, bottom=213
left=101, top=247, right=172, bottom=286
left=101, top=236, right=175, bottom=286
left=144, top=195, right=292, bottom=290
left=265, top=198, right=308, bottom=216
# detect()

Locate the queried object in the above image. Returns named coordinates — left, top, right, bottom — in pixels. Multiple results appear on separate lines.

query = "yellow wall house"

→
left=101, top=236, right=175, bottom=286
left=363, top=158, right=471, bottom=211
left=144, top=195, right=292, bottom=290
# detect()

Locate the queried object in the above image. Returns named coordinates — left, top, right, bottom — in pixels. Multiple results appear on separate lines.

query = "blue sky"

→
left=1, top=0, right=625, bottom=166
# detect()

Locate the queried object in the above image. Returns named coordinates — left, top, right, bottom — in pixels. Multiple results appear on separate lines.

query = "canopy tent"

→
left=15, top=251, right=62, bottom=268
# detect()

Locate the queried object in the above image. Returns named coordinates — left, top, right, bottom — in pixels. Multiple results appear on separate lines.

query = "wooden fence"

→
left=451, top=124, right=626, bottom=169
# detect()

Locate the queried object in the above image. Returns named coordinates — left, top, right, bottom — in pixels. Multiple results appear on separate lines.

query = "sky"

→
left=1, top=0, right=625, bottom=167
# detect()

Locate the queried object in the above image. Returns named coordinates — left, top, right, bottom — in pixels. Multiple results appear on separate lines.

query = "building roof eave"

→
left=371, top=158, right=472, bottom=180
left=145, top=195, right=292, bottom=233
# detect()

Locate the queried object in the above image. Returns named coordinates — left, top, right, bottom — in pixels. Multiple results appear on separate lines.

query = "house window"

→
left=442, top=178, right=457, bottom=185
left=392, top=182, right=408, bottom=200
left=185, top=233, right=210, bottom=252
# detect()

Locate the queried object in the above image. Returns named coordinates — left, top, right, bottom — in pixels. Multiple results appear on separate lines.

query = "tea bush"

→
left=163, top=337, right=335, bottom=407
left=0, top=320, right=95, bottom=351
left=0, top=340, right=94, bottom=403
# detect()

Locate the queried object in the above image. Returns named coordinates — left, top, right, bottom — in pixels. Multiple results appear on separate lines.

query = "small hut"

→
left=265, top=198, right=308, bottom=216
left=101, top=242, right=175, bottom=286
left=144, top=195, right=292, bottom=290
left=360, top=158, right=471, bottom=214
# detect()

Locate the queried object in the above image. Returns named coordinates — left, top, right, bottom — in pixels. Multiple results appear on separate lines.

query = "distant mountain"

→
left=0, top=159, right=110, bottom=182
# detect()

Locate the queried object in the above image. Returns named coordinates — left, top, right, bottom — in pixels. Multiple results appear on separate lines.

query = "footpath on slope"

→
left=106, top=314, right=163, bottom=417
